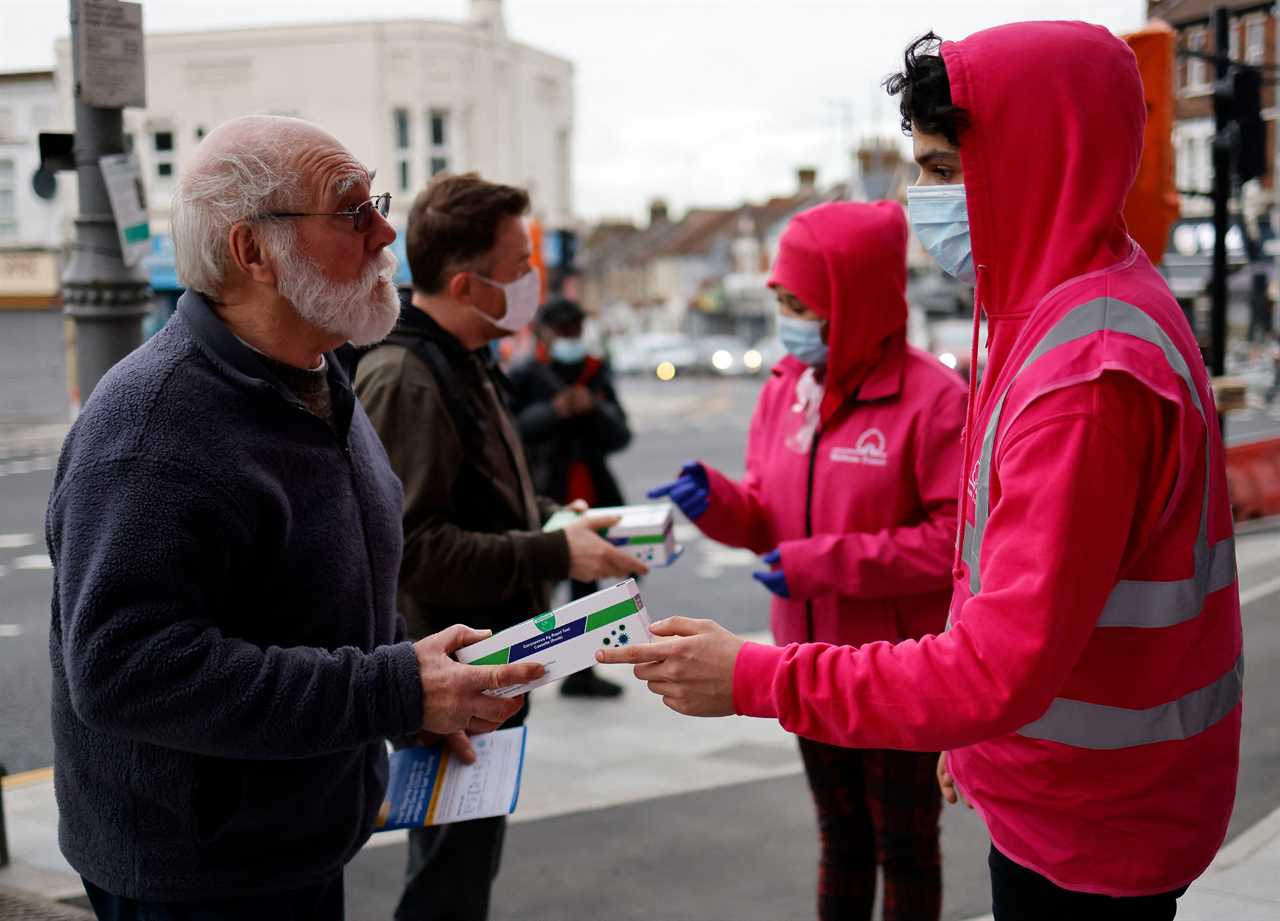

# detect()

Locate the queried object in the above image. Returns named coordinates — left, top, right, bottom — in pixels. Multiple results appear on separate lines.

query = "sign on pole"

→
left=99, top=153, right=151, bottom=267
left=77, top=0, right=146, bottom=109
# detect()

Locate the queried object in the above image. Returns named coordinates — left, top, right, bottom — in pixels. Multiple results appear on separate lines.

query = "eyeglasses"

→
left=265, top=193, right=392, bottom=233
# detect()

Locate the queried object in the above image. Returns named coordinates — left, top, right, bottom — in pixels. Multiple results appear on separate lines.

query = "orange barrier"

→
left=1227, top=436, right=1280, bottom=521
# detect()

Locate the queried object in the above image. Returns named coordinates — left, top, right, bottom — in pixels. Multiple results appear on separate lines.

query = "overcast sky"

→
left=1, top=0, right=1146, bottom=222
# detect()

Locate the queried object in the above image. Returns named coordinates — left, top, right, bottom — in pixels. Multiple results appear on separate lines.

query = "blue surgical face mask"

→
left=778, top=315, right=829, bottom=366
left=906, top=184, right=976, bottom=285
left=549, top=337, right=588, bottom=364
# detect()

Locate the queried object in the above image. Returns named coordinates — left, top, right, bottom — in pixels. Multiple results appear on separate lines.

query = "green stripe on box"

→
left=123, top=224, right=150, bottom=244
left=620, top=534, right=666, bottom=545
left=470, top=648, right=511, bottom=666
left=585, top=597, right=639, bottom=632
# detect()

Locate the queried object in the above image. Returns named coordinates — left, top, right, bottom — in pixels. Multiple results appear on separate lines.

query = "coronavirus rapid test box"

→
left=542, top=504, right=681, bottom=567
left=455, top=579, right=652, bottom=698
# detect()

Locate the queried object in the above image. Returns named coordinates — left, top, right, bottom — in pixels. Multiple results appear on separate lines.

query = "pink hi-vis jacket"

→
left=733, top=21, right=1243, bottom=898
left=696, top=201, right=966, bottom=651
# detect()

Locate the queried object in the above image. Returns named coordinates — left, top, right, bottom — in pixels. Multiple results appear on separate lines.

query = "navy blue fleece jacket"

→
left=46, top=291, right=424, bottom=900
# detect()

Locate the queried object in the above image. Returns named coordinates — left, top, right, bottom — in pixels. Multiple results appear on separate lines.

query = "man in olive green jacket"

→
left=355, top=172, right=643, bottom=921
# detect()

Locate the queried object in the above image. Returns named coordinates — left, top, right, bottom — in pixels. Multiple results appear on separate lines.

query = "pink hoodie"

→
left=696, top=200, right=966, bottom=649
left=733, top=21, right=1242, bottom=898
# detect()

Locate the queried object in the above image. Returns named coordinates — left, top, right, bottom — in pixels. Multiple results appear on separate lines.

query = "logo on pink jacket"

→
left=830, top=428, right=888, bottom=466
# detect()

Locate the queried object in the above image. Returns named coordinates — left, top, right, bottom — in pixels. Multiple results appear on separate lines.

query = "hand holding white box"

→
left=455, top=580, right=653, bottom=697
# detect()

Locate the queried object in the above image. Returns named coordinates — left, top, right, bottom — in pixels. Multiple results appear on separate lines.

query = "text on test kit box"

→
left=456, top=579, right=651, bottom=697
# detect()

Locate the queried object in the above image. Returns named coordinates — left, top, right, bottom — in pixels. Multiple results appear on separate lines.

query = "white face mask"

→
left=906, top=184, right=976, bottom=286
left=472, top=269, right=541, bottom=333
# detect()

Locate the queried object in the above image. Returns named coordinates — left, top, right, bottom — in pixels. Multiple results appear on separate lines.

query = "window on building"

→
left=1174, top=119, right=1215, bottom=194
left=394, top=108, right=410, bottom=151
left=153, top=130, right=176, bottom=182
left=428, top=109, right=449, bottom=176
left=1229, top=19, right=1241, bottom=62
left=1246, top=16, right=1266, bottom=64
left=1186, top=27, right=1209, bottom=94
left=0, top=108, right=13, bottom=139
left=0, top=159, right=16, bottom=239
left=29, top=105, right=51, bottom=132
left=195, top=125, right=206, bottom=141
left=393, top=108, right=412, bottom=193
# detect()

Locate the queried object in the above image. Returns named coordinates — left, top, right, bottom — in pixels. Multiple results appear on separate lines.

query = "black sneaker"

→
left=560, top=668, right=625, bottom=698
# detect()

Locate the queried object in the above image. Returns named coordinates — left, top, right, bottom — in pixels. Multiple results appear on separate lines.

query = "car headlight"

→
left=743, top=349, right=763, bottom=371
left=711, top=349, right=733, bottom=371
left=656, top=361, right=677, bottom=381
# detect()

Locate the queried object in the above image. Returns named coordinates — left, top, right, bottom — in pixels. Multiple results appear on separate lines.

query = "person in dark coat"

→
left=46, top=116, right=540, bottom=921
left=508, top=298, right=634, bottom=697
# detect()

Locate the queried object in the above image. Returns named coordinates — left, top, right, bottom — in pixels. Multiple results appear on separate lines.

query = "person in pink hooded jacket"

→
left=601, top=22, right=1242, bottom=921
left=648, top=199, right=966, bottom=921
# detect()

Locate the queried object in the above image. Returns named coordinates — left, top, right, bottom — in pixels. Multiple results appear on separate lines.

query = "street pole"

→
left=0, top=762, right=8, bottom=868
left=1210, top=6, right=1232, bottom=380
left=63, top=0, right=149, bottom=411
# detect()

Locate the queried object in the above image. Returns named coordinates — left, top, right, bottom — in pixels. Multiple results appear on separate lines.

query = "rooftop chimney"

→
left=649, top=199, right=670, bottom=227
left=797, top=167, right=818, bottom=194
left=470, top=0, right=506, bottom=36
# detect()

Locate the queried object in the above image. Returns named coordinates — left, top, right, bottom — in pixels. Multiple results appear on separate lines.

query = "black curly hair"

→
left=883, top=32, right=969, bottom=146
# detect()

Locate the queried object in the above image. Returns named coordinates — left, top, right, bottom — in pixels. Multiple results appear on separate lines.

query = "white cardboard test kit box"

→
left=542, top=503, right=681, bottom=567
left=455, top=579, right=652, bottom=697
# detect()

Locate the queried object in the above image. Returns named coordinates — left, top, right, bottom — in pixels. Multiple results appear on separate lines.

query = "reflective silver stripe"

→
left=957, top=296, right=1239, bottom=747
left=1097, top=535, right=1236, bottom=628
left=1018, top=656, right=1243, bottom=750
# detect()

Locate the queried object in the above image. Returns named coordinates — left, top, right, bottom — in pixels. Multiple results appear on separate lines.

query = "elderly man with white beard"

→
left=44, top=115, right=544, bottom=921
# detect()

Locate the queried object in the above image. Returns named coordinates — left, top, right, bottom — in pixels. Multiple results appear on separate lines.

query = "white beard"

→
left=274, top=243, right=401, bottom=347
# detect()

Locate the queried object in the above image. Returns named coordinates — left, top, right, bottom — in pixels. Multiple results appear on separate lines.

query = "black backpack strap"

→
left=385, top=332, right=487, bottom=459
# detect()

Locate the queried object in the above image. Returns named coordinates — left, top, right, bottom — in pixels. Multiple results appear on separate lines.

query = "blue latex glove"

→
left=752, top=548, right=790, bottom=598
left=648, top=461, right=710, bottom=520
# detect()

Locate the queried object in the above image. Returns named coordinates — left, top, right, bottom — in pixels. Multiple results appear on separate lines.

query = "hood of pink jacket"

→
left=942, top=21, right=1144, bottom=372
left=768, top=201, right=909, bottom=425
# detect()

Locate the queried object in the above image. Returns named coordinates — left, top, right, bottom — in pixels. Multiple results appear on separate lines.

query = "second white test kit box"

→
left=542, top=504, right=680, bottom=567
left=455, top=579, right=652, bottom=697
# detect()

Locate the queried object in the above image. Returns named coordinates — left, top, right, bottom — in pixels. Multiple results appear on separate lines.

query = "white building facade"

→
left=0, top=68, right=64, bottom=308
left=53, top=0, right=575, bottom=255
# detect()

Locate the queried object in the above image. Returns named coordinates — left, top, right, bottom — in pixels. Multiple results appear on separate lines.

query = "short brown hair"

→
left=406, top=173, right=530, bottom=294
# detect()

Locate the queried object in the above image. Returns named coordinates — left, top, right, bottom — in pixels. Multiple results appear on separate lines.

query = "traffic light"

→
left=1228, top=66, right=1267, bottom=182
left=1123, top=22, right=1179, bottom=267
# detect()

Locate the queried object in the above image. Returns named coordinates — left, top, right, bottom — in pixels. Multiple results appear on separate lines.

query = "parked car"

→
left=750, top=336, right=787, bottom=374
left=610, top=333, right=700, bottom=380
left=695, top=335, right=755, bottom=377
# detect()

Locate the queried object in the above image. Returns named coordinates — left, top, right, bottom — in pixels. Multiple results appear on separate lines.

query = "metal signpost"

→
left=61, top=0, right=150, bottom=411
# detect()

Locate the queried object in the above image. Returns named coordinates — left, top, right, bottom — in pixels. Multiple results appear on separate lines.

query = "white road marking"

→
left=12, top=554, right=52, bottom=571
left=0, top=454, right=58, bottom=479
left=0, top=624, right=24, bottom=638
left=1241, top=574, right=1280, bottom=608
left=0, top=533, right=36, bottom=550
